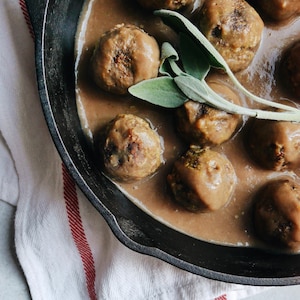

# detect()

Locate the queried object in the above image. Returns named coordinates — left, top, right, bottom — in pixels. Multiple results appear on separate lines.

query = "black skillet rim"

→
left=25, top=0, right=300, bottom=286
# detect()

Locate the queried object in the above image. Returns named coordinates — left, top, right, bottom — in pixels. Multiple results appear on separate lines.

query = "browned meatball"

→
left=254, top=179, right=300, bottom=251
left=247, top=118, right=300, bottom=171
left=91, top=24, right=160, bottom=95
left=167, top=147, right=236, bottom=212
left=284, top=41, right=300, bottom=99
left=137, top=0, right=193, bottom=10
left=102, top=114, right=163, bottom=182
left=176, top=81, right=241, bottom=146
left=256, top=0, right=300, bottom=21
left=198, top=0, right=264, bottom=72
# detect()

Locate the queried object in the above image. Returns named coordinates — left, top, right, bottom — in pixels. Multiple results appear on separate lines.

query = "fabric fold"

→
left=0, top=130, right=19, bottom=205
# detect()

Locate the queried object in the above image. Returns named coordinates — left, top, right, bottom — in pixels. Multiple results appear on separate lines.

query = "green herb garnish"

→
left=128, top=9, right=300, bottom=122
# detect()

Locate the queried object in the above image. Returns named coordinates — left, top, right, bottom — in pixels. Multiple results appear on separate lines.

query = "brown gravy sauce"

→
left=75, top=0, right=300, bottom=248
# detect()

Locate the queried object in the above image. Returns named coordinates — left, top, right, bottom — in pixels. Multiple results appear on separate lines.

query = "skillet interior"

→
left=25, top=0, right=300, bottom=285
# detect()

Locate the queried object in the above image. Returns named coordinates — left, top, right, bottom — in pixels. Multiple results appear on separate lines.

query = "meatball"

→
left=167, top=147, right=236, bottom=212
left=102, top=114, right=163, bottom=182
left=176, top=81, right=241, bottom=146
left=254, top=179, right=300, bottom=251
left=256, top=0, right=300, bottom=21
left=284, top=41, right=300, bottom=99
left=247, top=118, right=300, bottom=171
left=198, top=0, right=264, bottom=72
left=136, top=0, right=193, bottom=10
left=90, top=24, right=160, bottom=95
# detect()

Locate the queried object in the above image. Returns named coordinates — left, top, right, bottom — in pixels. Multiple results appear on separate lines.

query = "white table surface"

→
left=0, top=200, right=30, bottom=299
left=1, top=199, right=300, bottom=300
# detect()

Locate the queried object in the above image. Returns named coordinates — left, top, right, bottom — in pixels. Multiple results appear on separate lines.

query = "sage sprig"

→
left=128, top=9, right=300, bottom=122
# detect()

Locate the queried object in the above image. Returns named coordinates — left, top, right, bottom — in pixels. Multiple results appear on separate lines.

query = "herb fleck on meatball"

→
left=91, top=24, right=160, bottom=95
left=102, top=114, right=163, bottom=182
left=167, top=147, right=236, bottom=212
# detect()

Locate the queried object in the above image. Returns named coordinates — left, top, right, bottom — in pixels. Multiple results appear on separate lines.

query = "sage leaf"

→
left=128, top=10, right=300, bottom=123
left=174, top=75, right=208, bottom=102
left=154, top=9, right=226, bottom=70
left=161, top=42, right=179, bottom=62
left=159, top=59, right=173, bottom=77
left=179, top=32, right=210, bottom=80
left=227, top=72, right=300, bottom=113
left=175, top=75, right=300, bottom=121
left=155, top=9, right=300, bottom=117
left=160, top=42, right=185, bottom=77
left=128, top=77, right=187, bottom=108
left=160, top=42, right=178, bottom=76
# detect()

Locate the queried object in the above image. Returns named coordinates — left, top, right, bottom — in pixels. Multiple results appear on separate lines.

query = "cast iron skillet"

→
left=25, top=0, right=300, bottom=285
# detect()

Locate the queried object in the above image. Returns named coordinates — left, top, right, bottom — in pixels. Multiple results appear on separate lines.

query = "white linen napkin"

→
left=0, top=0, right=269, bottom=299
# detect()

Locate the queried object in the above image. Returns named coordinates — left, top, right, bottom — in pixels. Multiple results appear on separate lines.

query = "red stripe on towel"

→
left=62, top=164, right=97, bottom=300
left=19, top=2, right=97, bottom=299
left=215, top=294, right=227, bottom=300
left=19, top=0, right=35, bottom=40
